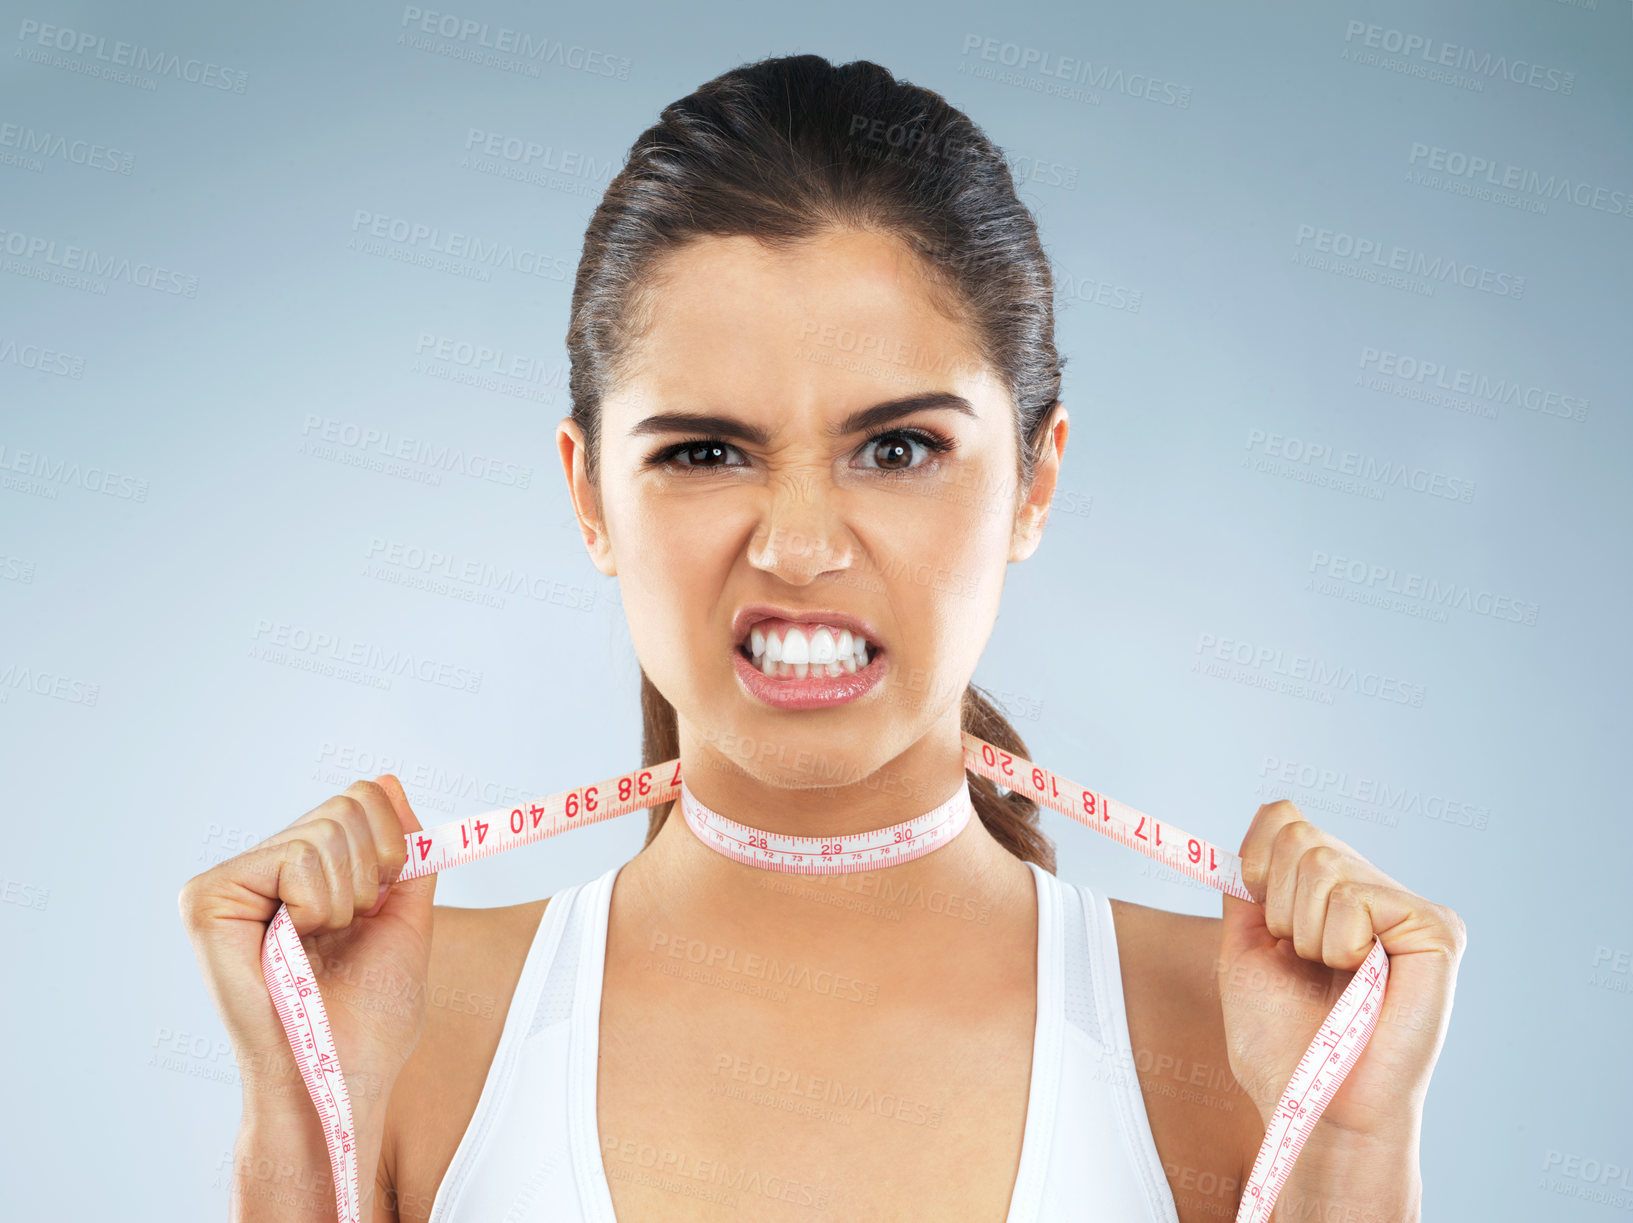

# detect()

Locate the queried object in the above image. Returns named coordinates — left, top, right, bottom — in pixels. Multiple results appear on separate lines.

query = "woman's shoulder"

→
left=1103, top=897, right=1263, bottom=1214
left=418, top=895, right=555, bottom=1069
left=378, top=897, right=553, bottom=1220
left=1105, top=896, right=1221, bottom=997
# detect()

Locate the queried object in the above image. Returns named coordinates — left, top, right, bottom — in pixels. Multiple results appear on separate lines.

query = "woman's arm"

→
left=1221, top=799, right=1466, bottom=1222
left=223, top=1075, right=397, bottom=1222
left=1260, top=1124, right=1422, bottom=1222
left=1112, top=899, right=1269, bottom=1221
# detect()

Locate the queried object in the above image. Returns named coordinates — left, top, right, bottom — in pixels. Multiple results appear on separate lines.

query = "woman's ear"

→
left=557, top=418, right=617, bottom=577
left=1009, top=403, right=1069, bottom=562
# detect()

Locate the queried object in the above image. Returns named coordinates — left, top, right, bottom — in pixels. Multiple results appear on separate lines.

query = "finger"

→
left=1238, top=800, right=1309, bottom=903
left=294, top=814, right=360, bottom=932
left=1219, top=890, right=1277, bottom=964
left=1321, top=880, right=1382, bottom=971
left=372, top=773, right=423, bottom=834
left=281, top=817, right=355, bottom=934
left=339, top=780, right=408, bottom=916
left=1262, top=816, right=1328, bottom=939
left=1291, top=845, right=1347, bottom=963
left=317, top=795, right=392, bottom=915
left=344, top=779, right=410, bottom=880
left=1323, top=880, right=1466, bottom=966
left=369, top=773, right=436, bottom=915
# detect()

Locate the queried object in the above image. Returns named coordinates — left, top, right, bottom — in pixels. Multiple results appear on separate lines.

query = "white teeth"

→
left=744, top=621, right=873, bottom=679
left=782, top=628, right=810, bottom=665
left=809, top=627, right=836, bottom=665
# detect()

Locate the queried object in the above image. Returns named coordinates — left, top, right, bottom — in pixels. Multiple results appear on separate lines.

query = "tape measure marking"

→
left=678, top=775, right=974, bottom=872
left=258, top=732, right=1388, bottom=1223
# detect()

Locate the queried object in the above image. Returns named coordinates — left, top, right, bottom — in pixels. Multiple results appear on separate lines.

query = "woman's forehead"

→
left=607, top=231, right=1000, bottom=430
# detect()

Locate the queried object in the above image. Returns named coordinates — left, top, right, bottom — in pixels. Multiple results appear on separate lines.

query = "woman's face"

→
left=559, top=227, right=1066, bottom=790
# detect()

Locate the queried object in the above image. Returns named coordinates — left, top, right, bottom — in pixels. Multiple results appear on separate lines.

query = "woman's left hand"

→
left=1217, top=799, right=1468, bottom=1146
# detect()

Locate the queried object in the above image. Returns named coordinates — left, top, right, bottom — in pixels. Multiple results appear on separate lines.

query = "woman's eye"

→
left=650, top=428, right=951, bottom=474
left=658, top=440, right=747, bottom=471
left=853, top=430, right=948, bottom=473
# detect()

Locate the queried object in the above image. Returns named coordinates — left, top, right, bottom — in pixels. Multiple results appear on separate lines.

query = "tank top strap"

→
left=1060, top=874, right=1182, bottom=1222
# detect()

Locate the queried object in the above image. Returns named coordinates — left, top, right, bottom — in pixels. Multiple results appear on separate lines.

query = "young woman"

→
left=179, top=54, right=1466, bottom=1223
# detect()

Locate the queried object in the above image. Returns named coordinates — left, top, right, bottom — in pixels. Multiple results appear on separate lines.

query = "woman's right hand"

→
left=177, top=774, right=437, bottom=1120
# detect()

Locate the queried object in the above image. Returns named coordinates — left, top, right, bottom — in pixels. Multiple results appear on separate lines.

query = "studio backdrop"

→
left=1, top=1, right=1628, bottom=1218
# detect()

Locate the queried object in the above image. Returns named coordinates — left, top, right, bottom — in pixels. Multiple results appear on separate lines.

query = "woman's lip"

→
left=732, top=643, right=887, bottom=709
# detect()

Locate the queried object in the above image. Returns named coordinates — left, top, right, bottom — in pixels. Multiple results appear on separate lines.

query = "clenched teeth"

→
left=748, top=624, right=872, bottom=678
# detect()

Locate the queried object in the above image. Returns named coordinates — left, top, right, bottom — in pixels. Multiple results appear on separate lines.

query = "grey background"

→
left=1, top=0, right=1629, bottom=1216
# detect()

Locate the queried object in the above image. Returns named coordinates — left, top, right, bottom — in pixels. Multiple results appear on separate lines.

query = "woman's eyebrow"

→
left=629, top=392, right=977, bottom=445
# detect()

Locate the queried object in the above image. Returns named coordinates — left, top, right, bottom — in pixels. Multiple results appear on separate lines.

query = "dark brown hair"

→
left=567, top=54, right=1064, bottom=872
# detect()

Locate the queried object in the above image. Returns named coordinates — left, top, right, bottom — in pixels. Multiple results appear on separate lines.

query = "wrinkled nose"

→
left=746, top=470, right=859, bottom=584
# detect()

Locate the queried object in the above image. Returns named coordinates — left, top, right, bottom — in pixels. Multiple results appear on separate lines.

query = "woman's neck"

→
left=618, top=722, right=1036, bottom=934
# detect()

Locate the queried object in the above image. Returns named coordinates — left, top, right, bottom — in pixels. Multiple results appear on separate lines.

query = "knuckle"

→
left=383, top=838, right=407, bottom=872
left=310, top=817, right=351, bottom=855
left=1303, top=844, right=1345, bottom=879
left=344, top=778, right=388, bottom=807
left=288, top=837, right=324, bottom=880
left=1328, top=878, right=1365, bottom=908
left=176, top=879, right=203, bottom=928
left=331, top=794, right=368, bottom=825
left=1443, top=906, right=1468, bottom=953
left=1272, top=819, right=1314, bottom=854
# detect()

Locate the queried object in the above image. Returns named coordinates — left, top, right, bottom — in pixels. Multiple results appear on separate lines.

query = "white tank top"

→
left=428, top=858, right=1182, bottom=1222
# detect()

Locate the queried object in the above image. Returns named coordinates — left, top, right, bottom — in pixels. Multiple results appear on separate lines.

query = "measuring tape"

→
left=679, top=773, right=975, bottom=870
left=260, top=731, right=1387, bottom=1223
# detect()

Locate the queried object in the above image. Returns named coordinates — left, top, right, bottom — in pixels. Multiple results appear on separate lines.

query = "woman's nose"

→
left=745, top=472, right=859, bottom=584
